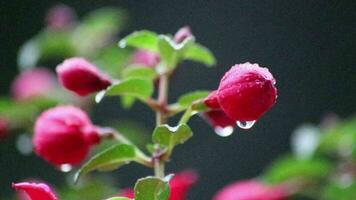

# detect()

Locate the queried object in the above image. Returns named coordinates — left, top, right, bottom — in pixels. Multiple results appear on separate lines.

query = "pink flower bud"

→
left=12, top=182, right=58, bottom=200
left=203, top=110, right=235, bottom=129
left=204, top=90, right=221, bottom=110
left=131, top=49, right=160, bottom=67
left=56, top=57, right=111, bottom=96
left=169, top=170, right=198, bottom=200
left=45, top=4, right=76, bottom=30
left=0, top=117, right=8, bottom=141
left=119, top=188, right=134, bottom=198
left=33, top=106, right=100, bottom=165
left=217, top=63, right=277, bottom=121
left=174, top=26, right=193, bottom=43
left=11, top=68, right=56, bottom=101
left=213, top=180, right=287, bottom=200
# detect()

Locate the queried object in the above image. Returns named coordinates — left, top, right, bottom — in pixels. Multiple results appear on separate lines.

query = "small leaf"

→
left=134, top=177, right=170, bottom=200
left=183, top=43, right=216, bottom=67
left=157, top=36, right=177, bottom=69
left=106, top=78, right=154, bottom=100
left=121, top=96, right=136, bottom=109
left=262, top=155, right=332, bottom=184
left=122, top=66, right=158, bottom=80
left=74, top=8, right=127, bottom=56
left=119, top=30, right=159, bottom=52
left=75, top=144, right=137, bottom=182
left=152, top=124, right=193, bottom=153
left=177, top=91, right=210, bottom=108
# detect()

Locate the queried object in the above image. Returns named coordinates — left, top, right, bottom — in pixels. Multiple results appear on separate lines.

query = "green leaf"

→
left=119, top=30, right=159, bottom=52
left=157, top=36, right=177, bottom=69
left=74, top=8, right=127, bottom=56
left=262, top=155, right=332, bottom=184
left=177, top=90, right=210, bottom=108
left=122, top=66, right=158, bottom=80
left=95, top=45, right=131, bottom=79
left=134, top=177, right=170, bottom=200
left=106, top=78, right=154, bottom=100
left=18, top=31, right=75, bottom=70
left=121, top=96, right=136, bottom=109
left=183, top=43, right=216, bottom=67
left=152, top=124, right=193, bottom=154
left=106, top=198, right=132, bottom=200
left=323, top=182, right=356, bottom=200
left=75, top=144, right=137, bottom=182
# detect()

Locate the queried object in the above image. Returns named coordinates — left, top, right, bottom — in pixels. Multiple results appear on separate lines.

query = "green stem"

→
left=153, top=74, right=169, bottom=178
left=179, top=106, right=194, bottom=124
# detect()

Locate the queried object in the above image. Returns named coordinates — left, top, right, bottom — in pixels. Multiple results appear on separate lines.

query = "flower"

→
left=33, top=106, right=100, bottom=165
left=56, top=57, right=111, bottom=96
left=131, top=49, right=160, bottom=67
left=204, top=90, right=221, bottom=110
left=217, top=63, right=277, bottom=121
left=0, top=118, right=8, bottom=141
left=12, top=182, right=58, bottom=200
left=169, top=170, right=198, bottom=200
left=174, top=26, right=193, bottom=43
left=11, top=68, right=56, bottom=101
left=213, top=180, right=287, bottom=200
left=203, top=110, right=235, bottom=130
left=45, top=4, right=76, bottom=30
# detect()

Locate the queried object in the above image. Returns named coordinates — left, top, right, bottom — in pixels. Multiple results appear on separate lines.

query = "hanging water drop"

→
left=214, top=126, right=234, bottom=137
left=236, top=120, right=256, bottom=130
left=59, top=164, right=72, bottom=172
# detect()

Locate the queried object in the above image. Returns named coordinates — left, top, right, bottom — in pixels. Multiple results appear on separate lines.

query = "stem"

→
left=179, top=106, right=193, bottom=124
left=153, top=74, right=169, bottom=178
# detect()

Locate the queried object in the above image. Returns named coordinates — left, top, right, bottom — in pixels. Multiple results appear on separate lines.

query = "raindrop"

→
left=16, top=134, right=33, bottom=155
left=236, top=120, right=256, bottom=130
left=59, top=164, right=72, bottom=173
left=214, top=126, right=234, bottom=137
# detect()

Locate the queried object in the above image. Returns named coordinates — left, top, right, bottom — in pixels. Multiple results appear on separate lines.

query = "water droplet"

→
left=16, top=134, right=33, bottom=155
left=236, top=120, right=256, bottom=129
left=59, top=164, right=72, bottom=173
left=214, top=126, right=234, bottom=137
left=118, top=41, right=126, bottom=48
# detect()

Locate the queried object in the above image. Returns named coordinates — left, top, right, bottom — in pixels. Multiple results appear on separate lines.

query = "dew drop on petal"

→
left=59, top=164, right=72, bottom=172
left=236, top=120, right=256, bottom=130
left=214, top=126, right=234, bottom=137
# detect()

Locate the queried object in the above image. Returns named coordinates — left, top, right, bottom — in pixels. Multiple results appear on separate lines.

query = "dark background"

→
left=1, top=0, right=355, bottom=199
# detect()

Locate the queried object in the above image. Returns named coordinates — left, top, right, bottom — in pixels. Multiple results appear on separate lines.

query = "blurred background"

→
left=0, top=0, right=355, bottom=199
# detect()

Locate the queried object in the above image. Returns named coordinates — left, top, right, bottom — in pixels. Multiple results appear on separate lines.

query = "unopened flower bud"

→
left=56, top=57, right=111, bottom=96
left=13, top=182, right=58, bottom=200
left=33, top=106, right=100, bottom=165
left=217, top=62, right=277, bottom=121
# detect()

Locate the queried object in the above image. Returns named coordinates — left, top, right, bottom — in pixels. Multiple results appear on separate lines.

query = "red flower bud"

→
left=0, top=117, right=8, bottom=141
left=12, top=182, right=58, bottom=200
left=11, top=68, right=56, bottom=101
left=204, top=110, right=235, bottom=128
left=33, top=106, right=100, bottom=165
left=174, top=26, right=193, bottom=43
left=45, top=4, right=76, bottom=30
left=169, top=170, right=198, bottom=200
left=131, top=49, right=160, bottom=67
left=56, top=57, right=111, bottom=96
left=217, top=63, right=277, bottom=121
left=204, top=90, right=221, bottom=110
left=214, top=180, right=287, bottom=200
